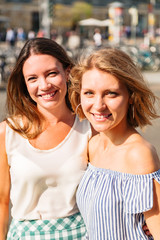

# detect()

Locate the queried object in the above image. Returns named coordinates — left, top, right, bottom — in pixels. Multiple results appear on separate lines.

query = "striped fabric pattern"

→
left=7, top=212, right=88, bottom=240
left=76, top=163, right=160, bottom=240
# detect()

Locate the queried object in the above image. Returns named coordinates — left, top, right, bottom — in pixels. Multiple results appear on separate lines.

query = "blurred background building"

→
left=0, top=0, right=159, bottom=38
left=0, top=0, right=160, bottom=90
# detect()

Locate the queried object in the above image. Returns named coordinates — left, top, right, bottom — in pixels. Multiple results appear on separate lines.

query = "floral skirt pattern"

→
left=7, top=212, right=88, bottom=240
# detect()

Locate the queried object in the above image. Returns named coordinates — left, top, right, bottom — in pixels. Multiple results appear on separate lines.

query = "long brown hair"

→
left=6, top=38, right=74, bottom=138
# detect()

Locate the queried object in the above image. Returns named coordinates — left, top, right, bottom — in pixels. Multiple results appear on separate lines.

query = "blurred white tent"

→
left=78, top=18, right=112, bottom=41
left=78, top=18, right=111, bottom=27
left=79, top=18, right=103, bottom=27
left=100, top=19, right=112, bottom=27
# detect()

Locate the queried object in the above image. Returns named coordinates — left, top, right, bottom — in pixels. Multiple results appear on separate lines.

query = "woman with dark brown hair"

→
left=0, top=38, right=91, bottom=239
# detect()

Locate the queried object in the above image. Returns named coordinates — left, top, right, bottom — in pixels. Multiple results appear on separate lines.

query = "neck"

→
left=100, top=125, right=136, bottom=147
left=38, top=105, right=72, bottom=125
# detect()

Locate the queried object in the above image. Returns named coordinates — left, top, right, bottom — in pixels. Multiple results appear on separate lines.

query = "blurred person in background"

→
left=16, top=27, right=26, bottom=48
left=27, top=30, right=35, bottom=40
left=93, top=28, right=102, bottom=48
left=5, top=28, right=16, bottom=47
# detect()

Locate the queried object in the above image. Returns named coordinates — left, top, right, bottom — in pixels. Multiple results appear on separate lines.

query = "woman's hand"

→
left=143, top=223, right=153, bottom=238
left=144, top=179, right=160, bottom=240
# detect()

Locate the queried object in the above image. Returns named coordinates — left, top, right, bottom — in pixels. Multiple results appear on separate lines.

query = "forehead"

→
left=82, top=68, right=121, bottom=88
left=23, top=54, right=63, bottom=73
left=25, top=54, right=60, bottom=65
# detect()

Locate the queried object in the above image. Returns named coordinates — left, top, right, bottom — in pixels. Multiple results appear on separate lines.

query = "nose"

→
left=39, top=77, right=51, bottom=90
left=94, top=96, right=106, bottom=111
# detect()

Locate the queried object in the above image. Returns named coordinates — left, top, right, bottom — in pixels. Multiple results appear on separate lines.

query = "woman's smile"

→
left=38, top=90, right=58, bottom=100
left=91, top=112, right=112, bottom=122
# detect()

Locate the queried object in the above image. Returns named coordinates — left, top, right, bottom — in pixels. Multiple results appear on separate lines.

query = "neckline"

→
left=26, top=115, right=78, bottom=152
left=88, top=163, right=160, bottom=178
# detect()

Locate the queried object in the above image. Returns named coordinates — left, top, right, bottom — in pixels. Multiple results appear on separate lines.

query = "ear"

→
left=65, top=67, right=71, bottom=81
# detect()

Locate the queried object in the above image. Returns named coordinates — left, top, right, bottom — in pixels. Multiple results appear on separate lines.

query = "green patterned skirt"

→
left=7, top=212, right=88, bottom=240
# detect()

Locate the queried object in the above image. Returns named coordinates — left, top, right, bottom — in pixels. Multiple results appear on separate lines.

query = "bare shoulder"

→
left=0, top=121, right=6, bottom=138
left=126, top=136, right=160, bottom=174
left=0, top=121, right=7, bottom=154
left=88, top=134, right=100, bottom=160
left=0, top=121, right=10, bottom=203
left=0, top=121, right=8, bottom=166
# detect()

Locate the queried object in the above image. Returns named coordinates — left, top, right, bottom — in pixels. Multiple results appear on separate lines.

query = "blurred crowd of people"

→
left=4, top=27, right=36, bottom=47
left=1, top=24, right=160, bottom=51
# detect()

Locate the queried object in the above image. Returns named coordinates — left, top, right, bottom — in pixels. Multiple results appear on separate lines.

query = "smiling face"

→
left=23, top=54, right=69, bottom=114
left=80, top=68, right=130, bottom=133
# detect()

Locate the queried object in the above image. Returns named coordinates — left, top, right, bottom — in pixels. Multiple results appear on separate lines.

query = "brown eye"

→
left=48, top=71, right=57, bottom=76
left=107, top=91, right=118, bottom=96
left=84, top=91, right=93, bottom=95
left=27, top=77, right=37, bottom=82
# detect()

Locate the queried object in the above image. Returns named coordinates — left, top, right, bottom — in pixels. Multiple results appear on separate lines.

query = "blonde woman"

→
left=70, top=48, right=160, bottom=239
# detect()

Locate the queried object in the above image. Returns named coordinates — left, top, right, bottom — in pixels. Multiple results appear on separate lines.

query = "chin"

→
left=91, top=125, right=108, bottom=133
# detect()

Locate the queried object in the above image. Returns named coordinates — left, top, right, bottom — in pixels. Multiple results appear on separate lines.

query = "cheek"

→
left=25, top=83, right=31, bottom=94
left=80, top=96, right=91, bottom=113
left=110, top=98, right=129, bottom=115
left=81, top=99, right=87, bottom=114
left=25, top=83, right=37, bottom=98
left=57, top=77, right=67, bottom=92
left=62, top=81, right=67, bottom=97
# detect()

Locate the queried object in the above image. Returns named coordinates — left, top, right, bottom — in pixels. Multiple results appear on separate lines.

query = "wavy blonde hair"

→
left=69, top=48, right=159, bottom=128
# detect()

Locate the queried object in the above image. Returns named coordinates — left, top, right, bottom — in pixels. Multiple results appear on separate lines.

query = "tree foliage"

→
left=71, top=1, right=93, bottom=23
left=53, top=2, right=93, bottom=29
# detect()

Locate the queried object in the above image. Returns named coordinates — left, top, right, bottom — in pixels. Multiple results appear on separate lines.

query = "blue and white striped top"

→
left=76, top=163, right=160, bottom=240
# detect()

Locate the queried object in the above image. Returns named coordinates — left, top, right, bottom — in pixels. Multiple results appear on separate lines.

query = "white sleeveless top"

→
left=6, top=116, right=91, bottom=220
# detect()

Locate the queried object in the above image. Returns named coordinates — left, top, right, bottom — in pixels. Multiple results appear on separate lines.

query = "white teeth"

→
left=41, top=92, right=55, bottom=99
left=94, top=114, right=105, bottom=119
left=94, top=114, right=111, bottom=119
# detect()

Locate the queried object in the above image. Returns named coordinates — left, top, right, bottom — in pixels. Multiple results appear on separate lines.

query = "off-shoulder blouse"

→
left=76, top=163, right=160, bottom=239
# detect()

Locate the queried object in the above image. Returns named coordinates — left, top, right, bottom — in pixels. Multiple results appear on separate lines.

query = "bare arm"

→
left=144, top=179, right=160, bottom=240
left=128, top=139, right=160, bottom=239
left=0, top=121, right=10, bottom=240
left=123, top=132, right=160, bottom=239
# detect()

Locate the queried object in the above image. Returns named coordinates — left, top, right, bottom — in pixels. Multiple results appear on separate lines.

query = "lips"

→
left=38, top=90, right=57, bottom=99
left=93, top=113, right=112, bottom=118
left=92, top=113, right=112, bottom=121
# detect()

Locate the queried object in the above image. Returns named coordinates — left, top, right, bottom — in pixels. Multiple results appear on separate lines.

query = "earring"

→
left=75, top=103, right=81, bottom=115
